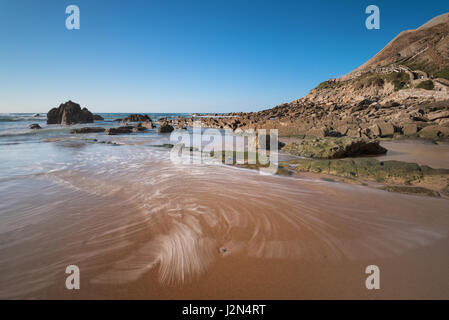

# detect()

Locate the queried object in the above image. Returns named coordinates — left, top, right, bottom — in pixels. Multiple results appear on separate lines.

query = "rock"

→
left=402, top=123, right=418, bottom=135
left=281, top=137, right=387, bottom=159
left=47, top=101, right=94, bottom=125
left=369, top=124, right=381, bottom=137
left=141, top=121, right=154, bottom=129
left=285, top=158, right=449, bottom=189
left=383, top=186, right=440, bottom=197
left=132, top=123, right=147, bottom=132
left=418, top=125, right=449, bottom=139
left=33, top=114, right=40, bottom=117
left=347, top=128, right=362, bottom=138
left=93, top=114, right=104, bottom=121
left=158, top=123, right=174, bottom=133
left=104, top=126, right=133, bottom=135
left=28, top=123, right=42, bottom=129
left=307, top=127, right=329, bottom=138
left=70, top=127, right=105, bottom=134
left=123, top=114, right=152, bottom=122
left=427, top=111, right=449, bottom=121
left=381, top=101, right=401, bottom=108
left=375, top=122, right=395, bottom=137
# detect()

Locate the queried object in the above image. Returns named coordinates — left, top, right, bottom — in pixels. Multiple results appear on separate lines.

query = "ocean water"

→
left=0, top=112, right=190, bottom=142
left=0, top=112, right=190, bottom=178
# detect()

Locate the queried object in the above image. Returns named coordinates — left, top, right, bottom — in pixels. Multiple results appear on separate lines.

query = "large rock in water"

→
left=28, top=124, right=42, bottom=130
left=47, top=101, right=94, bottom=125
left=104, top=126, right=133, bottom=135
left=70, top=127, right=105, bottom=134
left=158, top=122, right=174, bottom=133
left=281, top=137, right=387, bottom=159
left=122, top=114, right=152, bottom=122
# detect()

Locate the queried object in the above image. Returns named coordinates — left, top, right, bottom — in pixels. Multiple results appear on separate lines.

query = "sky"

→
left=0, top=0, right=448, bottom=113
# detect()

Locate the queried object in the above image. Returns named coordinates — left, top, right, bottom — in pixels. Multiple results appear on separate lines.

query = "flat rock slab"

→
left=281, top=137, right=387, bottom=159
left=70, top=127, right=105, bottom=134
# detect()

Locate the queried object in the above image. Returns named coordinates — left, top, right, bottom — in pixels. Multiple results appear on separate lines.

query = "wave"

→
left=0, top=116, right=46, bottom=122
left=0, top=127, right=70, bottom=137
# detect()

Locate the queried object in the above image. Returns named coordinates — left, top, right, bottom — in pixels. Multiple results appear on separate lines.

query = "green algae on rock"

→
left=281, top=137, right=387, bottom=159
left=283, top=158, right=449, bottom=184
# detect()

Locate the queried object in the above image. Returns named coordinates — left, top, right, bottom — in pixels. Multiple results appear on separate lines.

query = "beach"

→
left=0, top=114, right=448, bottom=299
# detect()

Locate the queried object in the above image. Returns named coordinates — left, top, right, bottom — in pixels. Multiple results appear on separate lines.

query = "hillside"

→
left=343, top=12, right=449, bottom=80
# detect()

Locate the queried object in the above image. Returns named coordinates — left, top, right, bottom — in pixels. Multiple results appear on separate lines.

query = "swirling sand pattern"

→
left=0, top=142, right=448, bottom=298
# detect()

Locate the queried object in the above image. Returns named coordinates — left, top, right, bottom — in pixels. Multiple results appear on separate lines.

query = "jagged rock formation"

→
left=47, top=101, right=94, bottom=125
left=122, top=114, right=152, bottom=122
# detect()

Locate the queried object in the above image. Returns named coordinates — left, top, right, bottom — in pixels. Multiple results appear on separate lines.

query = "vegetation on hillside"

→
left=315, top=71, right=411, bottom=92
left=435, top=68, right=449, bottom=80
left=316, top=80, right=345, bottom=90
left=416, top=80, right=435, bottom=90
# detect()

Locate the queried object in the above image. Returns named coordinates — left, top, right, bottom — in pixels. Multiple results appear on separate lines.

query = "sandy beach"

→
left=0, top=136, right=448, bottom=299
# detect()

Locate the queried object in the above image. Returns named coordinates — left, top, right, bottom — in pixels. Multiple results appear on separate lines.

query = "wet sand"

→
left=0, top=140, right=448, bottom=299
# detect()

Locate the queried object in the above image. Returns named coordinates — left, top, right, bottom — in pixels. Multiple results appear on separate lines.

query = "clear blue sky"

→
left=0, top=0, right=448, bottom=113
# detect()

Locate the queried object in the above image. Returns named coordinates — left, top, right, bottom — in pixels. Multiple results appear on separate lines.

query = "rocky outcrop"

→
left=283, top=157, right=449, bottom=197
left=141, top=121, right=154, bottom=129
left=132, top=123, right=148, bottom=132
left=93, top=114, right=104, bottom=121
left=70, top=127, right=105, bottom=134
left=105, top=126, right=134, bottom=135
left=158, top=122, right=174, bottom=133
left=281, top=137, right=387, bottom=159
left=418, top=125, right=449, bottom=139
left=122, top=114, right=152, bottom=122
left=28, top=124, right=42, bottom=129
left=47, top=101, right=94, bottom=125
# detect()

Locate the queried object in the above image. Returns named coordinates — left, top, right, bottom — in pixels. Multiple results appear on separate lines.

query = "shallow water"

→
left=377, top=140, right=449, bottom=169
left=0, top=114, right=449, bottom=299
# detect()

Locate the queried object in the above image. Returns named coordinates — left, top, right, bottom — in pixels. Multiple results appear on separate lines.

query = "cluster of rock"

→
left=157, top=118, right=175, bottom=133
left=70, top=122, right=156, bottom=135
left=122, top=114, right=152, bottom=122
left=44, top=107, right=165, bottom=136
left=159, top=98, right=449, bottom=141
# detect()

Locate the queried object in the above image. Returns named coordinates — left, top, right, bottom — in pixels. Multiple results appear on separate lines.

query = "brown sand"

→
left=0, top=144, right=448, bottom=299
